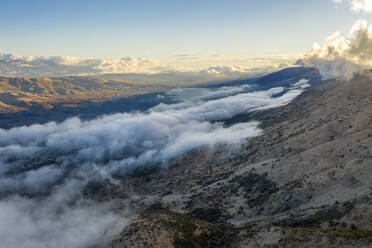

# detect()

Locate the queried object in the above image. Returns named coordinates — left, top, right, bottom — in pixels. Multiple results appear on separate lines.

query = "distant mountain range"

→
left=0, top=67, right=320, bottom=114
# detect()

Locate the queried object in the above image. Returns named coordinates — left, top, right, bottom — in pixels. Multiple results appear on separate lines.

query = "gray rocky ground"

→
left=96, top=70, right=372, bottom=247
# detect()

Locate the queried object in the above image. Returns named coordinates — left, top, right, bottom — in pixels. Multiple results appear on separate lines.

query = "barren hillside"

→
left=0, top=76, right=165, bottom=113
left=104, top=71, right=372, bottom=247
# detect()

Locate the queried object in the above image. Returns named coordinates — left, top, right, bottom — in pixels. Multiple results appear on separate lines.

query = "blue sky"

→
left=0, top=0, right=369, bottom=58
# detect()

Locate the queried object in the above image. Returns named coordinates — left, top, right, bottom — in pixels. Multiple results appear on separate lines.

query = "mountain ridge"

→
left=253, top=67, right=322, bottom=89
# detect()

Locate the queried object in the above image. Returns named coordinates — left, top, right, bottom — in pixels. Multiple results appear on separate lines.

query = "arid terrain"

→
left=101, top=70, right=372, bottom=247
left=0, top=76, right=168, bottom=113
left=0, top=67, right=371, bottom=248
left=3, top=1, right=372, bottom=248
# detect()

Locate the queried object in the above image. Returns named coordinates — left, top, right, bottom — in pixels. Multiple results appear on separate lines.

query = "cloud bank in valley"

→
left=298, top=19, right=372, bottom=79
left=0, top=80, right=311, bottom=196
left=0, top=79, right=311, bottom=248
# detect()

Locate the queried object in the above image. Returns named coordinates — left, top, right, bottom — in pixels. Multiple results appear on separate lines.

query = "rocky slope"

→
left=0, top=76, right=166, bottom=113
left=101, top=70, right=372, bottom=247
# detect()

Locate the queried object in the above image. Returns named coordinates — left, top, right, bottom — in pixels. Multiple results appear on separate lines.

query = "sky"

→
left=1, top=0, right=372, bottom=80
left=0, top=0, right=369, bottom=58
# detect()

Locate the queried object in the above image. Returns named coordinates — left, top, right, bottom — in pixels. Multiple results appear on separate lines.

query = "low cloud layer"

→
left=0, top=187, right=126, bottom=248
left=298, top=19, right=372, bottom=78
left=0, top=53, right=160, bottom=76
left=0, top=80, right=310, bottom=248
left=0, top=80, right=310, bottom=196
left=0, top=52, right=296, bottom=85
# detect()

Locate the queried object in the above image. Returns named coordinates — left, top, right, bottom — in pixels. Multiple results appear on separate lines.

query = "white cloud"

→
left=332, top=0, right=372, bottom=12
left=0, top=185, right=127, bottom=248
left=299, top=19, right=372, bottom=78
left=0, top=52, right=296, bottom=85
left=0, top=53, right=161, bottom=76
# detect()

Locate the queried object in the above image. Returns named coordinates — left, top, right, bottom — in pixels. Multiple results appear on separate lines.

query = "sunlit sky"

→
left=0, top=0, right=370, bottom=59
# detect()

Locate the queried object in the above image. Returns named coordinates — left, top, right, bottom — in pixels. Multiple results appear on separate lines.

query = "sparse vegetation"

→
left=233, top=172, right=278, bottom=207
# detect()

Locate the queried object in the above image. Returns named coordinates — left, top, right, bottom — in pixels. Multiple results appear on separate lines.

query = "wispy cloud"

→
left=332, top=0, right=372, bottom=12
